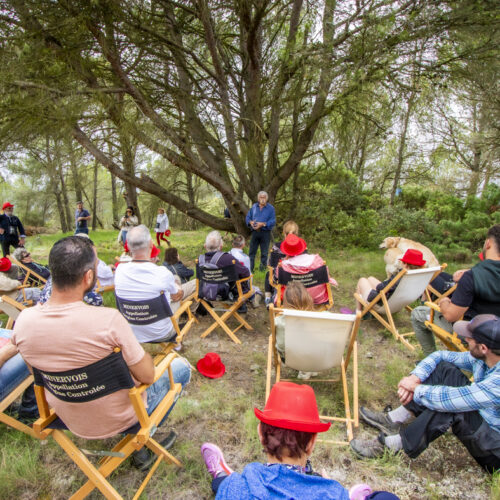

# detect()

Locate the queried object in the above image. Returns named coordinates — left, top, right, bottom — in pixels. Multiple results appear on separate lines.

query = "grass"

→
left=0, top=229, right=494, bottom=499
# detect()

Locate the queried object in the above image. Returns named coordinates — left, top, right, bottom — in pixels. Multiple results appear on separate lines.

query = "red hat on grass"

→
left=2, top=202, right=14, bottom=210
left=0, top=257, right=12, bottom=272
left=399, top=249, right=426, bottom=266
left=280, top=234, right=307, bottom=257
left=254, top=381, right=331, bottom=433
left=197, top=352, right=226, bottom=379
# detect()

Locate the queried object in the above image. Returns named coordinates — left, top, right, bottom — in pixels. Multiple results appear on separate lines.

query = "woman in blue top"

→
left=201, top=382, right=398, bottom=500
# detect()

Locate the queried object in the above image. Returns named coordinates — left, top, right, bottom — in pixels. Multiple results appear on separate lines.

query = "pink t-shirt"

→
left=11, top=301, right=146, bottom=439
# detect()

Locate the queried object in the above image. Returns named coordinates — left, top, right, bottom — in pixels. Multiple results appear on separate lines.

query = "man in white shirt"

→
left=230, top=235, right=251, bottom=272
left=115, top=225, right=195, bottom=343
left=97, top=259, right=115, bottom=287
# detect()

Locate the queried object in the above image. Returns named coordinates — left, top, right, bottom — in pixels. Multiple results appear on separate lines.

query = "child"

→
left=163, top=247, right=194, bottom=284
left=154, top=207, right=171, bottom=247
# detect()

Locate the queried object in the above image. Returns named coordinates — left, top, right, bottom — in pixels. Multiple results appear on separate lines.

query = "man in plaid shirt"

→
left=351, top=315, right=500, bottom=472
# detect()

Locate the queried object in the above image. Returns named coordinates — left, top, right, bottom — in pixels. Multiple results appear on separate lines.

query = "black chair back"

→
left=277, top=265, right=329, bottom=288
left=116, top=293, right=173, bottom=325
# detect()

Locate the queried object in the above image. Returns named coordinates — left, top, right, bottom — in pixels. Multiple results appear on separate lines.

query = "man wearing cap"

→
left=0, top=202, right=26, bottom=257
left=115, top=225, right=196, bottom=343
left=279, top=233, right=337, bottom=306
left=245, top=191, right=276, bottom=272
left=351, top=315, right=500, bottom=473
left=411, top=224, right=500, bottom=356
left=201, top=382, right=398, bottom=500
left=74, top=201, right=91, bottom=235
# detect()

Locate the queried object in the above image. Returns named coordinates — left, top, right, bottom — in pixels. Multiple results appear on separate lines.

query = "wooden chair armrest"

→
left=425, top=301, right=441, bottom=312
left=135, top=353, right=178, bottom=395
left=172, top=300, right=192, bottom=320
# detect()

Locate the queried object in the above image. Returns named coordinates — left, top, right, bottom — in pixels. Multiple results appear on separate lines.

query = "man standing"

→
left=245, top=191, right=276, bottom=272
left=74, top=201, right=91, bottom=235
left=411, top=224, right=500, bottom=355
left=12, top=236, right=190, bottom=468
left=350, top=314, right=500, bottom=473
left=0, top=202, right=26, bottom=257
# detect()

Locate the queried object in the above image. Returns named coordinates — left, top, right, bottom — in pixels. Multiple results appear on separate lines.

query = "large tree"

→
left=1, top=0, right=497, bottom=232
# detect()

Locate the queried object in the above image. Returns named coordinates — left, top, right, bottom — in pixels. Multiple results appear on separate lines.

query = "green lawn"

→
left=0, top=229, right=496, bottom=499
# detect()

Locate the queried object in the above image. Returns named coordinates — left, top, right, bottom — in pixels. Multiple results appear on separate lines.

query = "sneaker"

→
left=265, top=297, right=272, bottom=309
left=201, top=443, right=234, bottom=479
left=237, top=304, right=247, bottom=314
left=349, top=484, right=374, bottom=500
left=132, top=430, right=177, bottom=471
left=349, top=434, right=386, bottom=459
left=297, top=371, right=319, bottom=380
left=359, top=406, right=401, bottom=435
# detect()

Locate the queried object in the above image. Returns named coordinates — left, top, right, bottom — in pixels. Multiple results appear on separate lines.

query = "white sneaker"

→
left=297, top=371, right=319, bottom=380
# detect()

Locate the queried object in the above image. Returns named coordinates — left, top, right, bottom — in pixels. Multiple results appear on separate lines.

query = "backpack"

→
left=198, top=251, right=229, bottom=301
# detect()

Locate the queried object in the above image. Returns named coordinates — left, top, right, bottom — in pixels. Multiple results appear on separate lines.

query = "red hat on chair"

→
left=254, top=382, right=331, bottom=433
left=2, top=202, right=14, bottom=210
left=0, top=257, right=12, bottom=272
left=280, top=234, right=307, bottom=257
left=197, top=352, right=226, bottom=379
left=399, top=249, right=426, bottom=266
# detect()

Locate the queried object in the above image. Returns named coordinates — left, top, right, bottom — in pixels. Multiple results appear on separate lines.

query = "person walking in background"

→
left=0, top=202, right=26, bottom=257
left=74, top=201, right=91, bottom=235
left=245, top=191, right=276, bottom=272
left=154, top=207, right=171, bottom=247
left=117, top=206, right=139, bottom=246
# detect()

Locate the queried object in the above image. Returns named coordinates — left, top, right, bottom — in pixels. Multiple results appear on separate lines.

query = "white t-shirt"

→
left=230, top=248, right=251, bottom=273
left=155, top=213, right=169, bottom=233
left=97, top=259, right=114, bottom=287
left=114, top=262, right=178, bottom=343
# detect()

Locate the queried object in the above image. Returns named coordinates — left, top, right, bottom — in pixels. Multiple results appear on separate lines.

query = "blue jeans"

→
left=146, top=357, right=191, bottom=425
left=121, top=230, right=128, bottom=244
left=249, top=230, right=272, bottom=271
left=74, top=227, right=89, bottom=235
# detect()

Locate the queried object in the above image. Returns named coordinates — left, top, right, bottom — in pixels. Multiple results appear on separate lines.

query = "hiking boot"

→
left=132, top=430, right=177, bottom=471
left=350, top=433, right=386, bottom=459
left=359, top=406, right=401, bottom=435
left=201, top=443, right=234, bottom=479
left=237, top=303, right=247, bottom=314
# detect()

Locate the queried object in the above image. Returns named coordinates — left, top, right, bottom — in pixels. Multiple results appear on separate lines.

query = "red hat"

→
left=0, top=257, right=12, bottom=272
left=197, top=352, right=226, bottom=379
left=280, top=234, right=307, bottom=257
left=2, top=202, right=14, bottom=210
left=150, top=245, right=160, bottom=259
left=254, top=382, right=331, bottom=433
left=165, top=229, right=171, bottom=237
left=123, top=242, right=130, bottom=253
left=479, top=252, right=484, bottom=261
left=399, top=249, right=426, bottom=266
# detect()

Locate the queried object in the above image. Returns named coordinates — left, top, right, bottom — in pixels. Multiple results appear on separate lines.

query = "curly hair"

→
left=260, top=422, right=314, bottom=461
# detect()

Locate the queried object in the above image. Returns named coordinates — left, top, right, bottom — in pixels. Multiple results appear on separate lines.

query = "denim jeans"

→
left=146, top=356, right=191, bottom=425
left=74, top=227, right=89, bottom=235
left=249, top=230, right=272, bottom=271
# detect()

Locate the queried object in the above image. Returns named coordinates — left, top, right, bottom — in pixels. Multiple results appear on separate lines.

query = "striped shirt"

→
left=412, top=351, right=500, bottom=433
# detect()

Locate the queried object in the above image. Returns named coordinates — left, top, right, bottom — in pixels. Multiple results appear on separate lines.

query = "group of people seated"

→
left=0, top=214, right=499, bottom=497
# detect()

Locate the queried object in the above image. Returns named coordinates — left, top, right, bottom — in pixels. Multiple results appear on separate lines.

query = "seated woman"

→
left=12, top=247, right=50, bottom=286
left=201, top=382, right=398, bottom=500
left=163, top=247, right=194, bottom=284
left=355, top=249, right=425, bottom=311
left=0, top=257, right=40, bottom=304
left=265, top=220, right=299, bottom=306
left=278, top=233, right=337, bottom=306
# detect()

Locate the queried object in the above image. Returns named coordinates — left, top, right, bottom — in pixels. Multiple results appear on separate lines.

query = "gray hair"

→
left=12, top=247, right=29, bottom=261
left=127, top=224, right=151, bottom=253
left=258, top=191, right=268, bottom=200
left=205, top=230, right=223, bottom=252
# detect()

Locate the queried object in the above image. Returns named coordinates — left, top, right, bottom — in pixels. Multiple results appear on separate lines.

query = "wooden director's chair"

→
left=8, top=255, right=48, bottom=288
left=95, top=279, right=115, bottom=295
left=266, top=305, right=361, bottom=444
left=354, top=266, right=443, bottom=350
left=195, top=259, right=253, bottom=344
left=424, top=301, right=467, bottom=352
left=270, top=263, right=334, bottom=311
left=32, top=350, right=183, bottom=500
left=116, top=292, right=195, bottom=362
left=0, top=294, right=27, bottom=329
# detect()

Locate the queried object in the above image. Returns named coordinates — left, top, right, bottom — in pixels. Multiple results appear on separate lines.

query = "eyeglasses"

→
left=22, top=253, right=30, bottom=258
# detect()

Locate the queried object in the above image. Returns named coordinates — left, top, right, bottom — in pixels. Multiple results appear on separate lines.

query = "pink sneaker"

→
left=349, top=484, right=373, bottom=500
left=201, top=443, right=234, bottom=479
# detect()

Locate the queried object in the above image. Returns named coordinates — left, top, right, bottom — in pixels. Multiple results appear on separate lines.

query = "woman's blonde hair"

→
left=282, top=220, right=299, bottom=237
left=283, top=282, right=314, bottom=311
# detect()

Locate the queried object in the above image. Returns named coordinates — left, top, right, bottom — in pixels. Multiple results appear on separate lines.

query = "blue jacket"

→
left=216, top=463, right=349, bottom=500
left=245, top=203, right=276, bottom=231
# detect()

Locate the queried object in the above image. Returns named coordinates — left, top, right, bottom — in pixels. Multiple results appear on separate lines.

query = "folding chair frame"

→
left=354, top=266, right=443, bottom=351
left=32, top=351, right=183, bottom=500
left=8, top=255, right=48, bottom=288
left=94, top=279, right=115, bottom=295
left=0, top=294, right=27, bottom=329
left=266, top=305, right=361, bottom=445
left=424, top=301, right=467, bottom=352
left=271, top=262, right=334, bottom=312
left=196, top=274, right=254, bottom=345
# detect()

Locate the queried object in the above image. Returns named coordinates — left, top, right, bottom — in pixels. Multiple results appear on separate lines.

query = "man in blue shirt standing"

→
left=245, top=191, right=276, bottom=272
left=74, top=201, right=91, bottom=235
left=351, top=314, right=500, bottom=473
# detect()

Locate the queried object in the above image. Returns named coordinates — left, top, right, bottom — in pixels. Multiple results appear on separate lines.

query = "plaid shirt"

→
left=412, top=351, right=500, bottom=433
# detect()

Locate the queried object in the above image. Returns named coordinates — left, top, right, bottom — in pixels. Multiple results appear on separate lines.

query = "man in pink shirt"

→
left=12, top=236, right=190, bottom=469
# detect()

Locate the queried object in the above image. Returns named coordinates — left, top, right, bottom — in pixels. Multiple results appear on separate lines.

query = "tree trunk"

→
left=92, top=161, right=98, bottom=231
left=69, top=140, right=84, bottom=203
left=110, top=172, right=119, bottom=229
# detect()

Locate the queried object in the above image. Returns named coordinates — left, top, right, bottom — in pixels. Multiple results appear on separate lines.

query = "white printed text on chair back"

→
left=284, top=310, right=355, bottom=373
